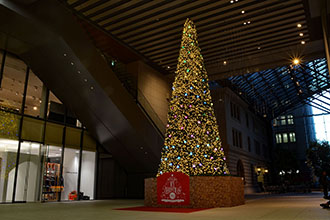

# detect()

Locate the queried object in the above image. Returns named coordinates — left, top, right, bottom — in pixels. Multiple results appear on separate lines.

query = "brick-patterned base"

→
left=145, top=176, right=245, bottom=208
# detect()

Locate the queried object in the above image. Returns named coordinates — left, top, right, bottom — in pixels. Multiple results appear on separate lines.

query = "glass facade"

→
left=0, top=50, right=97, bottom=203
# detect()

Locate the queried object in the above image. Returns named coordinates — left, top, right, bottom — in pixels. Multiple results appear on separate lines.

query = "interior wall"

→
left=97, top=154, right=127, bottom=199
left=62, top=148, right=79, bottom=201
left=128, top=61, right=171, bottom=133
left=80, top=151, right=95, bottom=199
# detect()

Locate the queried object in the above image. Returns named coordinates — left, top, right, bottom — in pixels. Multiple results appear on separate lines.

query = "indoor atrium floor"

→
left=1, top=192, right=329, bottom=220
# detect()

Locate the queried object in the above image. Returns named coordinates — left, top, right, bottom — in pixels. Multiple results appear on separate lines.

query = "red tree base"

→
left=145, top=176, right=245, bottom=208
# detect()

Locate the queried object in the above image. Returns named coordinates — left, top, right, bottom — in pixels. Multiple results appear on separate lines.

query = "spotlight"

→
left=292, top=58, right=300, bottom=65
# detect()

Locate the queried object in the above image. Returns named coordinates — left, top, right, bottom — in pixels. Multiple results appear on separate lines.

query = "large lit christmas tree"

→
left=157, top=18, right=229, bottom=176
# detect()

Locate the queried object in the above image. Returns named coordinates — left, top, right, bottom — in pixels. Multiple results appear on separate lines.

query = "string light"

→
left=157, top=18, right=229, bottom=177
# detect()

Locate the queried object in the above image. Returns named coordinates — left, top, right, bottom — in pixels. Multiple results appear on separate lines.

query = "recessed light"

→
left=257, top=47, right=261, bottom=50
left=84, top=78, right=88, bottom=82
left=70, top=62, right=74, bottom=65
left=299, top=33, right=303, bottom=37
left=223, top=61, right=227, bottom=65
left=90, top=86, right=94, bottom=90
left=63, top=53, right=67, bottom=57
left=247, top=21, right=251, bottom=24
left=230, top=0, right=234, bottom=3
left=39, top=100, right=42, bottom=103
left=33, top=106, right=37, bottom=110
left=77, top=70, right=81, bottom=74
left=297, top=23, right=302, bottom=28
left=243, top=22, right=246, bottom=25
left=167, top=66, right=170, bottom=69
left=241, top=10, right=245, bottom=14
left=301, top=41, right=305, bottom=44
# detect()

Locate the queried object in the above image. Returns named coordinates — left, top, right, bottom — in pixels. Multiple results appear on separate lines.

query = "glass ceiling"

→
left=216, top=58, right=329, bottom=119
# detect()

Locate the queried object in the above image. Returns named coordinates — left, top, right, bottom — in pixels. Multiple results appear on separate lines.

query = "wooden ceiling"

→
left=64, top=0, right=324, bottom=79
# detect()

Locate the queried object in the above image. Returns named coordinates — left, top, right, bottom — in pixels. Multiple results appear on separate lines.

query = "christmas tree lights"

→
left=157, top=18, right=229, bottom=176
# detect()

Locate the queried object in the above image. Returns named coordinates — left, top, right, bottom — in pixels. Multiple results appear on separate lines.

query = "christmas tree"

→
left=157, top=18, right=229, bottom=176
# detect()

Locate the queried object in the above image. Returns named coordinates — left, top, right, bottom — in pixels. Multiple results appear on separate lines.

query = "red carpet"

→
left=115, top=206, right=210, bottom=213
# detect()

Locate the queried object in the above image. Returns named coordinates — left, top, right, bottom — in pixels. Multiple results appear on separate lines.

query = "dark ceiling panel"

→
left=64, top=0, right=318, bottom=79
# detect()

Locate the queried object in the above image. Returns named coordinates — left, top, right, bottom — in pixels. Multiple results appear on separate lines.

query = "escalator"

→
left=0, top=0, right=163, bottom=178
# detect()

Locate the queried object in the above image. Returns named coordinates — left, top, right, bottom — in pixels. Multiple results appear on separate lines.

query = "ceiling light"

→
left=230, top=0, right=234, bottom=3
left=301, top=41, right=305, bottom=45
left=247, top=21, right=251, bottom=24
left=84, top=78, right=88, bottom=82
left=299, top=33, right=303, bottom=37
left=90, top=86, right=94, bottom=90
left=39, top=100, right=42, bottom=103
left=167, top=66, right=170, bottom=69
left=243, top=22, right=246, bottom=25
left=63, top=53, right=67, bottom=57
left=292, top=58, right=300, bottom=65
left=77, top=70, right=81, bottom=74
left=223, top=61, right=227, bottom=65
left=257, top=47, right=261, bottom=50
left=297, top=23, right=302, bottom=28
left=235, top=0, right=238, bottom=1
left=70, top=62, right=74, bottom=65
left=33, top=106, right=37, bottom=111
left=241, top=10, right=245, bottom=14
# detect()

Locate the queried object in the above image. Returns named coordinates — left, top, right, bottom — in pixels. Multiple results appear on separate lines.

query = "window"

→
left=275, top=133, right=282, bottom=143
left=289, top=132, right=296, bottom=142
left=0, top=52, right=26, bottom=113
left=283, top=133, right=288, bottom=143
left=25, top=71, right=44, bottom=117
left=232, top=129, right=236, bottom=147
left=230, top=102, right=240, bottom=121
left=262, top=144, right=267, bottom=158
left=287, top=115, right=294, bottom=125
left=232, top=128, right=242, bottom=148
left=280, top=116, right=286, bottom=125
left=255, top=140, right=261, bottom=155
left=273, top=118, right=279, bottom=127
left=247, top=136, right=251, bottom=152
left=246, top=112, right=249, bottom=128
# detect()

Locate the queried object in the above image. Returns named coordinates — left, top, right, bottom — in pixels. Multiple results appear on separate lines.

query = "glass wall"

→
left=14, top=142, right=42, bottom=202
left=0, top=138, right=19, bottom=203
left=80, top=133, right=96, bottom=200
left=0, top=53, right=26, bottom=113
left=61, top=147, right=79, bottom=201
left=42, top=145, right=62, bottom=202
left=25, top=71, right=44, bottom=117
left=0, top=50, right=98, bottom=203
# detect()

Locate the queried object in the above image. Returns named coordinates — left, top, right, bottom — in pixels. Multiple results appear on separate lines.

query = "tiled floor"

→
left=1, top=192, right=329, bottom=220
